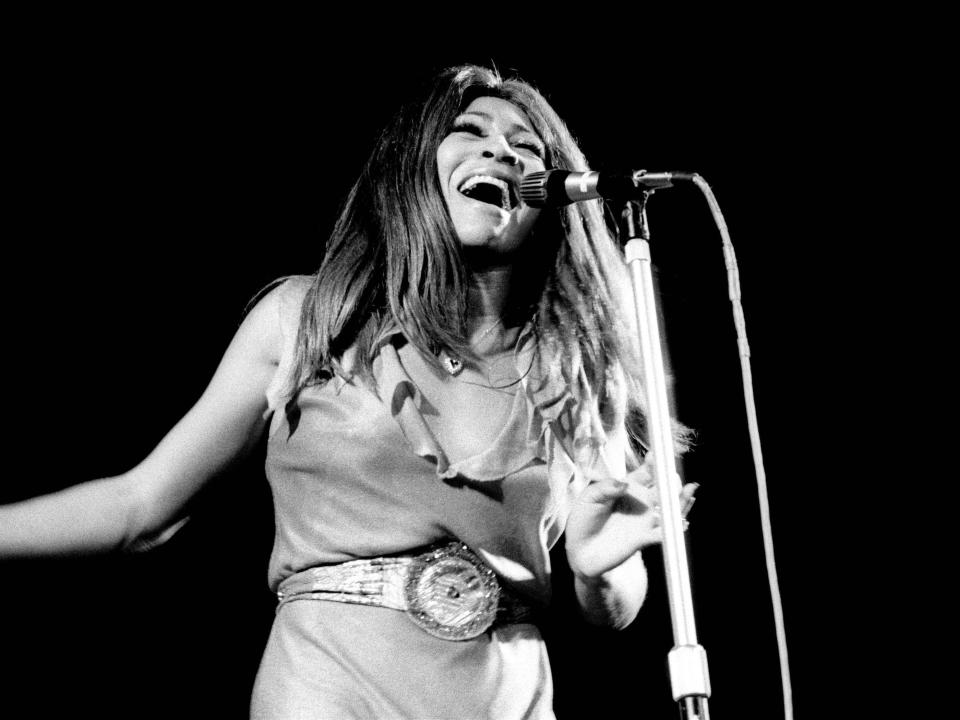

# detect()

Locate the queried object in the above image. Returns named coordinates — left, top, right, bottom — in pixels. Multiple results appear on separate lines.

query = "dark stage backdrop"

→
left=1, top=37, right=883, bottom=719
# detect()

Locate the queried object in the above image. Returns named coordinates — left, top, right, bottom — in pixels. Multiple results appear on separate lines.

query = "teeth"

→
left=459, top=174, right=513, bottom=210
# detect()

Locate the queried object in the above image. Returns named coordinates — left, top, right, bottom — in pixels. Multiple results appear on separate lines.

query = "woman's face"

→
left=436, top=96, right=546, bottom=257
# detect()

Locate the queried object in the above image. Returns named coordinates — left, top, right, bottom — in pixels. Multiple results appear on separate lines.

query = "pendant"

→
left=441, top=351, right=464, bottom=376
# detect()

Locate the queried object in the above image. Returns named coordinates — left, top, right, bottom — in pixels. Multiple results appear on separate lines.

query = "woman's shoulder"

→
left=256, top=274, right=312, bottom=307
left=247, top=275, right=312, bottom=330
left=224, top=276, right=312, bottom=374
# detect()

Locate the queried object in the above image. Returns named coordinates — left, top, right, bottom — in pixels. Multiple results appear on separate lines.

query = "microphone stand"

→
left=621, top=193, right=712, bottom=720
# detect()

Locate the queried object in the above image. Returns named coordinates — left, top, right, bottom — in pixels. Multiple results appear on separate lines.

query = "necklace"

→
left=473, top=316, right=503, bottom=345
left=440, top=317, right=505, bottom=377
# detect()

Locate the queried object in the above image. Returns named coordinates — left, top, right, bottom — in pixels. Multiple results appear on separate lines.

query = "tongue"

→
left=462, top=183, right=505, bottom=208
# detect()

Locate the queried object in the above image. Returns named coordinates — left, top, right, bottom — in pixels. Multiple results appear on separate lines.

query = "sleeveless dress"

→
left=250, top=279, right=622, bottom=720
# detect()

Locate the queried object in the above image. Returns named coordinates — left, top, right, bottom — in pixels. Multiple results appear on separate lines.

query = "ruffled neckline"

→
left=369, top=324, right=577, bottom=485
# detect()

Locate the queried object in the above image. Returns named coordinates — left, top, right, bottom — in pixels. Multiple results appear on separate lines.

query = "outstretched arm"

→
left=0, top=282, right=294, bottom=558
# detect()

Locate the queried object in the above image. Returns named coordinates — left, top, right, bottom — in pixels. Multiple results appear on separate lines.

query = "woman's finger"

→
left=579, top=479, right=630, bottom=504
left=680, top=483, right=699, bottom=516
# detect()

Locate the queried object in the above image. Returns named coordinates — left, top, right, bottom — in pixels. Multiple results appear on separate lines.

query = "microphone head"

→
left=519, top=170, right=552, bottom=208
left=520, top=170, right=578, bottom=208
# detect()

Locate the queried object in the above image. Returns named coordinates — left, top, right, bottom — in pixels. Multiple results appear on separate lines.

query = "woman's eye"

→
left=452, top=122, right=484, bottom=136
left=515, top=142, right=544, bottom=156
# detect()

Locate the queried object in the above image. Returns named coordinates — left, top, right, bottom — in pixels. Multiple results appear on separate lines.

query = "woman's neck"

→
left=466, top=266, right=519, bottom=352
left=467, top=266, right=512, bottom=320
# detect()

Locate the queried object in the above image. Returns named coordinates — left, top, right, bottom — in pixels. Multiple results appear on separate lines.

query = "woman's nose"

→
left=481, top=136, right=521, bottom=166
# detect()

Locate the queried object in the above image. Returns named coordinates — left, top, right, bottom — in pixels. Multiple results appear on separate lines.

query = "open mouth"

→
left=457, top=174, right=518, bottom=211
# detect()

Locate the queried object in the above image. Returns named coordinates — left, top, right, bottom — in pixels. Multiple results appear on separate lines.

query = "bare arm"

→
left=0, top=281, right=296, bottom=558
left=564, top=429, right=698, bottom=628
left=572, top=551, right=649, bottom=629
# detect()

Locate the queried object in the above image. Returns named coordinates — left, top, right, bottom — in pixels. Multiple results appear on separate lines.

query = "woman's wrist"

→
left=571, top=551, right=648, bottom=628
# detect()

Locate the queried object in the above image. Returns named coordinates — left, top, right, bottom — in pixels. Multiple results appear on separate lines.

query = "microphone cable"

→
left=689, top=173, right=794, bottom=720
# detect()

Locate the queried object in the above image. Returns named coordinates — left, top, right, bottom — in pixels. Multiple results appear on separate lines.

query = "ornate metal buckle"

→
left=404, top=542, right=501, bottom=641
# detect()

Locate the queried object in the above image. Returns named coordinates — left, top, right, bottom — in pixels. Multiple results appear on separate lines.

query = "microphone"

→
left=520, top=169, right=694, bottom=208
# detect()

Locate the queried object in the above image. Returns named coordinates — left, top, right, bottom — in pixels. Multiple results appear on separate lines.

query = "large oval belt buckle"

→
left=404, top=542, right=501, bottom=641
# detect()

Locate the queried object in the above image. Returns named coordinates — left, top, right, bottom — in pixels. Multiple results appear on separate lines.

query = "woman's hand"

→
left=564, top=462, right=698, bottom=581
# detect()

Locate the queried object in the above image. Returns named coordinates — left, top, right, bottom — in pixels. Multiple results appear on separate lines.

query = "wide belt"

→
left=276, top=541, right=535, bottom=641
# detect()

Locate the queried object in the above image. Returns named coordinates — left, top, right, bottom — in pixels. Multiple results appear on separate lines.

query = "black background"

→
left=1, top=20, right=923, bottom=720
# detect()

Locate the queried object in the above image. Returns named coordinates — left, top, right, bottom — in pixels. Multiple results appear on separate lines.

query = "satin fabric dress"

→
left=250, top=279, right=618, bottom=720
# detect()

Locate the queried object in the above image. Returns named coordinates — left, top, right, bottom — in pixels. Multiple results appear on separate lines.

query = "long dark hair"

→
left=289, top=65, right=677, bottom=459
